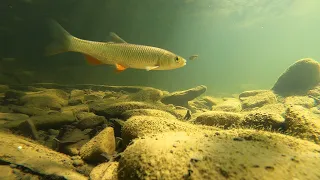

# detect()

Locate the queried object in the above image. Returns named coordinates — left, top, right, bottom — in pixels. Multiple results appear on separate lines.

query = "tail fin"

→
left=45, top=19, right=73, bottom=56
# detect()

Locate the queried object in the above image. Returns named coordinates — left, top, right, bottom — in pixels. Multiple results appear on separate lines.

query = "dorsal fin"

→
left=84, top=54, right=103, bottom=65
left=110, top=32, right=127, bottom=43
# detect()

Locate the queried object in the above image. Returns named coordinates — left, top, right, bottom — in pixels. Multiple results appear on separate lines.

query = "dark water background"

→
left=1, top=0, right=319, bottom=95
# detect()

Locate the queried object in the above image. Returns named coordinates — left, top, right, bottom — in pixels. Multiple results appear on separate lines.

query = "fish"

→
left=46, top=20, right=187, bottom=72
left=188, top=55, right=199, bottom=60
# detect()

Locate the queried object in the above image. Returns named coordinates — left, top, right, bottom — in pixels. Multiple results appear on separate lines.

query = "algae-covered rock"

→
left=118, top=129, right=320, bottom=180
left=69, top=89, right=85, bottom=105
left=272, top=58, right=320, bottom=96
left=161, top=85, right=207, bottom=107
left=0, top=84, right=9, bottom=93
left=0, top=131, right=87, bottom=180
left=9, top=105, right=50, bottom=116
left=241, top=111, right=285, bottom=131
left=193, top=111, right=243, bottom=128
left=284, top=96, right=315, bottom=108
left=80, top=127, right=116, bottom=162
left=284, top=105, right=320, bottom=144
left=90, top=101, right=179, bottom=119
left=90, top=162, right=118, bottom=180
left=255, top=103, right=286, bottom=115
left=201, top=96, right=221, bottom=107
left=121, top=109, right=176, bottom=120
left=61, top=104, right=89, bottom=114
left=20, top=89, right=69, bottom=110
left=239, top=90, right=277, bottom=110
left=77, top=115, right=106, bottom=130
left=122, top=115, right=218, bottom=146
left=0, top=112, right=29, bottom=121
left=128, top=87, right=163, bottom=102
left=212, top=98, right=242, bottom=112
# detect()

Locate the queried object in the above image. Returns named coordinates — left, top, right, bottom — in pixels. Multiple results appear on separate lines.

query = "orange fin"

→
left=84, top=54, right=103, bottom=65
left=115, top=63, right=127, bottom=73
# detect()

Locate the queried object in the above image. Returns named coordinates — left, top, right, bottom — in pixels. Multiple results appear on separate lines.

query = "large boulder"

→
left=272, top=58, right=320, bottom=96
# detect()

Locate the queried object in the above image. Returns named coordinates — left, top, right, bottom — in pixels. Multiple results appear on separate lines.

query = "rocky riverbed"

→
left=1, top=58, right=320, bottom=180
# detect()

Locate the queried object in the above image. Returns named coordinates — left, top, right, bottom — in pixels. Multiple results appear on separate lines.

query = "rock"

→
left=284, top=105, right=320, bottom=144
left=9, top=105, right=50, bottom=116
left=308, top=84, right=320, bottom=100
left=239, top=90, right=277, bottom=110
left=212, top=98, right=242, bottom=112
left=76, top=112, right=96, bottom=120
left=69, top=89, right=85, bottom=105
left=30, top=112, right=76, bottom=129
left=241, top=111, right=285, bottom=131
left=0, top=131, right=87, bottom=180
left=255, top=103, right=286, bottom=115
left=4, top=90, right=25, bottom=104
left=61, top=104, right=89, bottom=114
left=56, top=126, right=91, bottom=145
left=118, top=129, right=320, bottom=180
left=272, top=58, right=320, bottom=96
left=122, top=116, right=218, bottom=146
left=193, top=111, right=243, bottom=128
left=0, top=84, right=9, bottom=93
left=80, top=127, right=116, bottom=162
left=90, top=162, right=118, bottom=180
left=201, top=96, right=221, bottom=107
left=0, top=165, right=17, bottom=180
left=77, top=115, right=106, bottom=130
left=121, top=109, right=176, bottom=120
left=90, top=101, right=161, bottom=118
left=188, top=99, right=212, bottom=112
left=161, top=85, right=207, bottom=107
left=284, top=96, right=315, bottom=108
left=84, top=91, right=105, bottom=102
left=129, top=88, right=163, bottom=102
left=20, top=89, right=69, bottom=110
left=0, top=112, right=29, bottom=121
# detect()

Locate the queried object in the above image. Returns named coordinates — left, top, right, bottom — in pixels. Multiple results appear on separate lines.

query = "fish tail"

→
left=45, top=19, right=74, bottom=56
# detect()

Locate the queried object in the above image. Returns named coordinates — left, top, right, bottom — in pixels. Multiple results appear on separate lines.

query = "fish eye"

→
left=175, top=56, right=179, bottom=62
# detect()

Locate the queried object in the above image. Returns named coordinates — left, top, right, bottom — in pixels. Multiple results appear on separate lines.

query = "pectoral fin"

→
left=84, top=54, right=104, bottom=65
left=146, top=66, right=159, bottom=71
left=115, top=63, right=127, bottom=73
left=110, top=32, right=127, bottom=43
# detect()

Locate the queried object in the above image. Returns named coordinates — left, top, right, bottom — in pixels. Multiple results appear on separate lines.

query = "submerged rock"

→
left=272, top=58, right=320, bottom=96
left=284, top=105, right=320, bottom=144
left=118, top=129, right=320, bottom=180
left=284, top=96, right=315, bottom=108
left=128, top=87, right=163, bottom=102
left=69, top=89, right=85, bottom=105
left=77, top=115, right=106, bottom=130
left=0, top=84, right=9, bottom=93
left=0, top=131, right=87, bottom=180
left=121, top=109, right=176, bottom=120
left=122, top=115, right=218, bottom=146
left=20, top=89, right=69, bottom=110
left=80, top=127, right=116, bottom=162
left=9, top=105, right=50, bottom=116
left=90, top=101, right=179, bottom=119
left=193, top=111, right=243, bottom=128
left=212, top=98, right=242, bottom=112
left=161, top=85, right=207, bottom=107
left=241, top=111, right=285, bottom=131
left=239, top=90, right=277, bottom=110
left=90, top=162, right=118, bottom=180
left=0, top=112, right=29, bottom=121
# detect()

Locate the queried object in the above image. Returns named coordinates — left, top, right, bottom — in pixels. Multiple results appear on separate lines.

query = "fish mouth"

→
left=183, top=59, right=187, bottom=66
